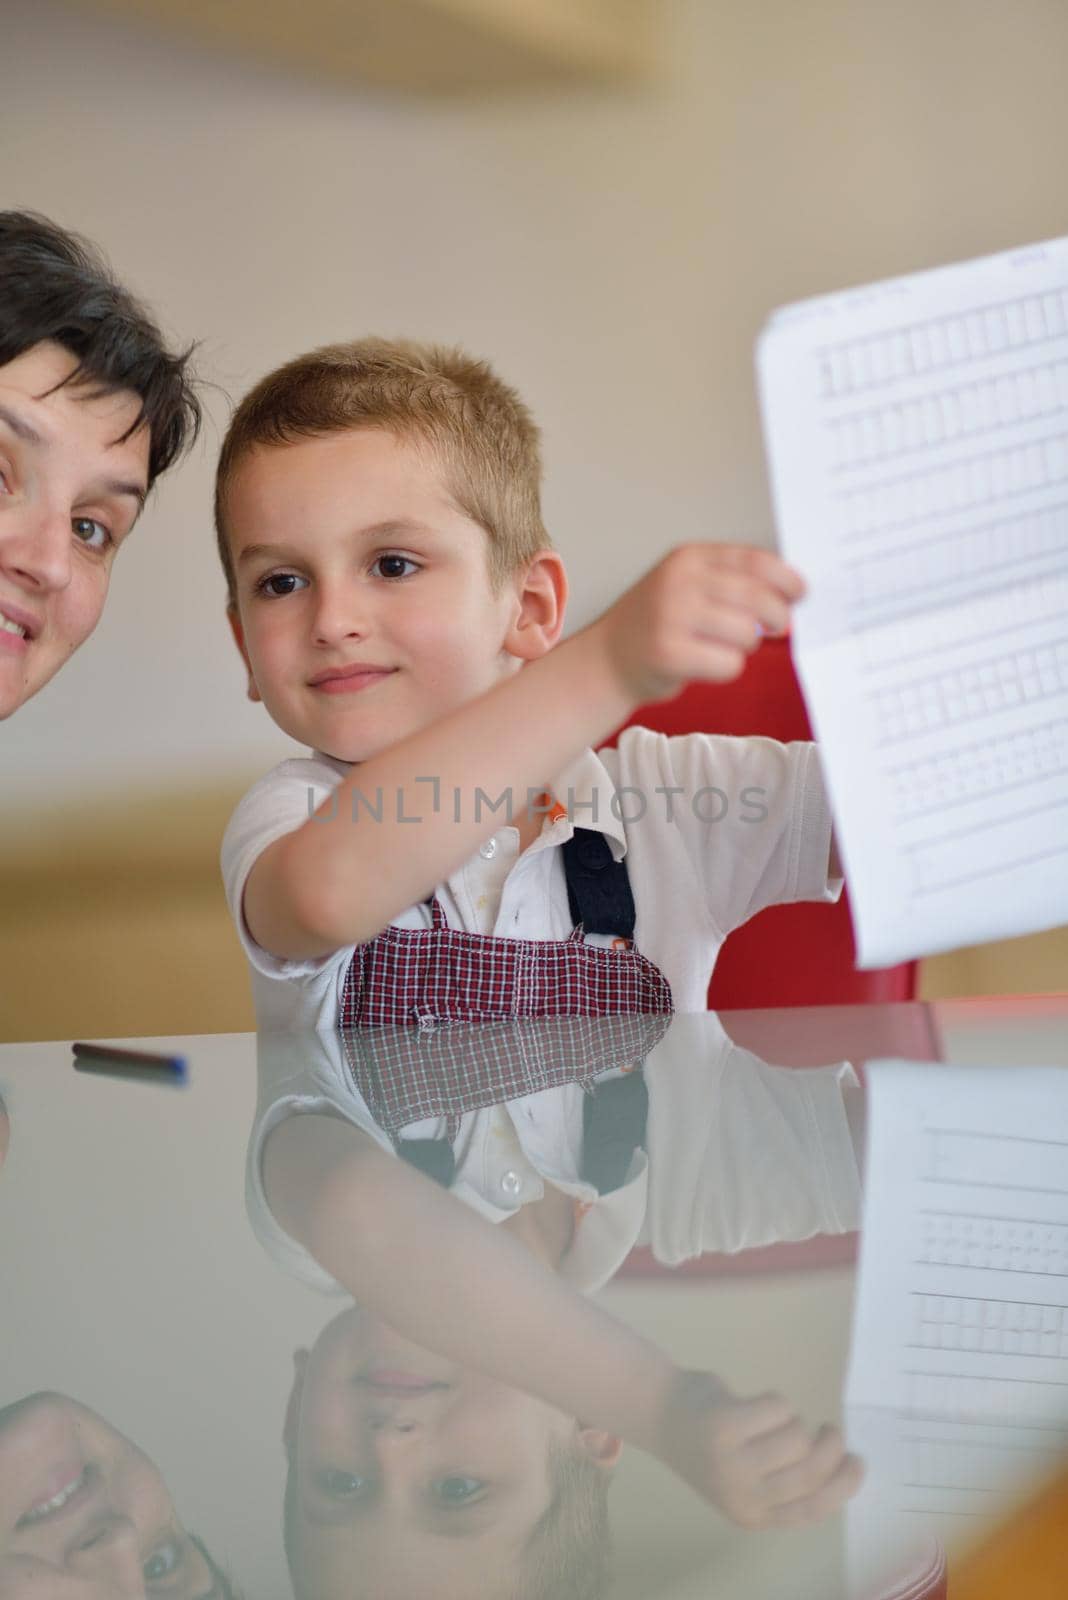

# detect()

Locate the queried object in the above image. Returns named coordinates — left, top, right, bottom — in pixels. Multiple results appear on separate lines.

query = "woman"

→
left=0, top=1391, right=238, bottom=1598
left=0, top=212, right=199, bottom=720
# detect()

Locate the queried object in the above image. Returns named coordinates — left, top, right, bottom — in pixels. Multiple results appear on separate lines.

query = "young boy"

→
left=218, top=338, right=841, bottom=1030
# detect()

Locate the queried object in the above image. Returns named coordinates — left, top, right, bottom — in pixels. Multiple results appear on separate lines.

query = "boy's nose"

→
left=312, top=585, right=367, bottom=645
left=369, top=1402, right=422, bottom=1435
left=365, top=1386, right=447, bottom=1437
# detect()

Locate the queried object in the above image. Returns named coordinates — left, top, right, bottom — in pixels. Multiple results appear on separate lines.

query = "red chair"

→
left=608, top=636, right=917, bottom=1008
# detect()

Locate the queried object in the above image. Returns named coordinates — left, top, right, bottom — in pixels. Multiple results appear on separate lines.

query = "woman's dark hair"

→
left=0, top=210, right=200, bottom=487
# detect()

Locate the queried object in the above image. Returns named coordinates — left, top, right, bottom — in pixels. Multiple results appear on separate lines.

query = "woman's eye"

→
left=434, top=1477, right=485, bottom=1505
left=72, top=517, right=110, bottom=551
left=315, top=1469, right=370, bottom=1499
left=257, top=572, right=307, bottom=598
left=372, top=554, right=418, bottom=580
left=143, top=1540, right=183, bottom=1582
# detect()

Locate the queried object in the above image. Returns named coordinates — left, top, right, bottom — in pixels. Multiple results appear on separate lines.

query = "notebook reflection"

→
left=253, top=1014, right=867, bottom=1597
left=0, top=1392, right=234, bottom=1599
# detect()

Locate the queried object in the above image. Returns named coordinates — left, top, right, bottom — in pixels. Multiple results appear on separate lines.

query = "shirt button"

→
left=500, top=1170, right=523, bottom=1198
left=479, top=838, right=498, bottom=860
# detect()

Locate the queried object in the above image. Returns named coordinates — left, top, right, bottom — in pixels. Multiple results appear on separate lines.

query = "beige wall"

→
left=3, top=0, right=1068, bottom=1036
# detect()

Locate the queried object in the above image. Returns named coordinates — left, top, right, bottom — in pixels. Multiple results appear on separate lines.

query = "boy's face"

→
left=0, top=1393, right=214, bottom=1599
left=0, top=342, right=149, bottom=720
left=286, top=1307, right=612, bottom=1600
left=225, top=429, right=530, bottom=763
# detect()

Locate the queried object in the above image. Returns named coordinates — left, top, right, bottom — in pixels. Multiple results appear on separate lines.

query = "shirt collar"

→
left=546, top=746, right=628, bottom=860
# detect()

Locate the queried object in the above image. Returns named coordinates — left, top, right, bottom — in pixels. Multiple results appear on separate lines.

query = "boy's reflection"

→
left=257, top=1016, right=864, bottom=1597
left=0, top=1394, right=235, bottom=1599
left=284, top=1308, right=616, bottom=1600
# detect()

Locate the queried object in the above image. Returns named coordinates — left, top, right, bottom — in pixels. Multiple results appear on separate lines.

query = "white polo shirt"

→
left=246, top=1016, right=861, bottom=1296
left=222, top=726, right=842, bottom=1031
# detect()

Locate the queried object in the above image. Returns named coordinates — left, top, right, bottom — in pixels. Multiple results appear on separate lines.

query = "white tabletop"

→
left=1, top=998, right=1066, bottom=1598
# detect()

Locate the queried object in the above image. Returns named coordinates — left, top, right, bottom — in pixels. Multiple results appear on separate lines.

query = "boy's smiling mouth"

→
left=308, top=663, right=396, bottom=694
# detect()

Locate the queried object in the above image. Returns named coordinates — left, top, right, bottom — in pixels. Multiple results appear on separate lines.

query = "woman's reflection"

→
left=256, top=1016, right=864, bottom=1598
left=0, top=1394, right=237, bottom=1599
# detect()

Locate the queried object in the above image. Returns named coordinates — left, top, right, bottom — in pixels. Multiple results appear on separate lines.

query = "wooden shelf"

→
left=61, top=0, right=659, bottom=93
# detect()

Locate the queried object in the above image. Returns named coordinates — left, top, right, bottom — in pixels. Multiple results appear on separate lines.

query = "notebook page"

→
left=846, top=1061, right=1068, bottom=1421
left=844, top=1059, right=1068, bottom=1593
left=757, top=237, right=1068, bottom=966
left=845, top=1406, right=1067, bottom=1598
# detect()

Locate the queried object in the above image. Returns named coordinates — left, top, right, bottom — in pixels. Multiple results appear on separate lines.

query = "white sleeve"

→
left=613, top=726, right=841, bottom=938
left=245, top=1032, right=397, bottom=1292
left=644, top=1049, right=861, bottom=1264
left=220, top=756, right=349, bottom=979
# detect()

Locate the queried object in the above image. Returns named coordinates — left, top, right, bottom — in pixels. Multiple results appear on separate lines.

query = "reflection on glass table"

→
left=0, top=1392, right=235, bottom=1598
left=2, top=997, right=1066, bottom=1598
left=256, top=1015, right=864, bottom=1600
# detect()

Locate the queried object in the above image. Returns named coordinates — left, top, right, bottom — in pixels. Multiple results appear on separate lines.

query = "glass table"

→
left=2, top=996, right=1066, bottom=1598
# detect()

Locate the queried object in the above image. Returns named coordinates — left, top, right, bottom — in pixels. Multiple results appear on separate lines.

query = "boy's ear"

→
left=283, top=1348, right=309, bottom=1461
left=503, top=550, right=568, bottom=663
left=228, top=606, right=262, bottom=703
left=575, top=1424, right=624, bottom=1472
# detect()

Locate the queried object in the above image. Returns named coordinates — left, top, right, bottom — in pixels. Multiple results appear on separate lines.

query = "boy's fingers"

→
left=741, top=1417, right=815, bottom=1476
left=691, top=603, right=771, bottom=654
left=696, top=543, right=807, bottom=602
left=671, top=641, right=749, bottom=690
left=691, top=571, right=797, bottom=634
left=767, top=1450, right=866, bottom=1526
left=759, top=1424, right=849, bottom=1503
left=719, top=1391, right=798, bottom=1447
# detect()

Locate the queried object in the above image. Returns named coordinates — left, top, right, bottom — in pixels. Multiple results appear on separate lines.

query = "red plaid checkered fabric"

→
left=340, top=1013, right=671, bottom=1134
left=339, top=895, right=674, bottom=1029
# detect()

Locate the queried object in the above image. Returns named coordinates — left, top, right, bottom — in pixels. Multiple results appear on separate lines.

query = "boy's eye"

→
left=72, top=516, right=110, bottom=551
left=143, top=1539, right=183, bottom=1582
left=257, top=572, right=308, bottom=598
left=433, top=1477, right=485, bottom=1505
left=315, top=1468, right=370, bottom=1499
left=371, top=554, right=418, bottom=580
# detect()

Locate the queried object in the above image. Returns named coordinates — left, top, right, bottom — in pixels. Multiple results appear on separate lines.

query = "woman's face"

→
left=0, top=1394, right=216, bottom=1599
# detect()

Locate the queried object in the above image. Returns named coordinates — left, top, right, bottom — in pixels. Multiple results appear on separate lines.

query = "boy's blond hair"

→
left=215, top=337, right=550, bottom=606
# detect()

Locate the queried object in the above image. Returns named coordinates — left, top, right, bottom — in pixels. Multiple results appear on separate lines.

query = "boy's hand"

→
left=652, top=1370, right=864, bottom=1530
left=592, top=543, right=806, bottom=706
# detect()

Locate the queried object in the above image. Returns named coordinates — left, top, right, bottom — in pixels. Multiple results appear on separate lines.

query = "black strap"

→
left=581, top=1070, right=649, bottom=1195
left=397, top=1070, right=649, bottom=1197
left=564, top=830, right=648, bottom=1192
left=562, top=828, right=637, bottom=939
left=396, top=1136, right=456, bottom=1188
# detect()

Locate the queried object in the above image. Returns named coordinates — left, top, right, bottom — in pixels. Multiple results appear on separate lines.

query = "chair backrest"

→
left=609, top=637, right=918, bottom=1008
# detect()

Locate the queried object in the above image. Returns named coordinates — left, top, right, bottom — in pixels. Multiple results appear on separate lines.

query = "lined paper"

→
left=844, top=1061, right=1068, bottom=1595
left=758, top=238, right=1068, bottom=965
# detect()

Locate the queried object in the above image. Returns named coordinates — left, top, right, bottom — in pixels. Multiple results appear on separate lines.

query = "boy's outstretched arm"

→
left=245, top=544, right=805, bottom=959
left=262, top=1109, right=862, bottom=1528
